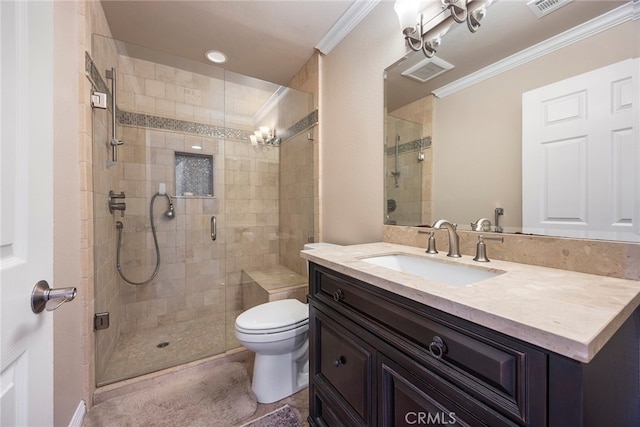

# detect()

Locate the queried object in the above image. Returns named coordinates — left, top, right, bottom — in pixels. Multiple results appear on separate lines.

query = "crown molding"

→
left=315, top=0, right=381, bottom=55
left=253, top=86, right=289, bottom=124
left=433, top=1, right=640, bottom=98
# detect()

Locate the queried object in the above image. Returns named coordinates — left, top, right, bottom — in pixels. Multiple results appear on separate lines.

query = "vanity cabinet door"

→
left=310, top=386, right=354, bottom=427
left=379, top=355, right=481, bottom=427
left=309, top=304, right=376, bottom=426
left=379, top=350, right=522, bottom=427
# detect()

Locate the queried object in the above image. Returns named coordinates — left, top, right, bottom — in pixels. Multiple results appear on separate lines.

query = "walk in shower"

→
left=384, top=115, right=431, bottom=226
left=90, top=34, right=316, bottom=386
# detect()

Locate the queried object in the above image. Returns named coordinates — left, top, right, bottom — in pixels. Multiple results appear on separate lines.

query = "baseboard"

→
left=68, top=400, right=86, bottom=427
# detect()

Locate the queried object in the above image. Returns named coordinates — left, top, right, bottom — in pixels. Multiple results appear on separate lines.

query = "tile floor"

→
left=99, top=310, right=242, bottom=385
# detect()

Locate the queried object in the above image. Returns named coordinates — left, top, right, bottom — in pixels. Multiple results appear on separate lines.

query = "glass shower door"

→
left=91, top=34, right=316, bottom=386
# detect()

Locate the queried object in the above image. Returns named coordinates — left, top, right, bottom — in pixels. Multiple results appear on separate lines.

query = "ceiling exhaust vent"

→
left=527, top=0, right=573, bottom=18
left=401, top=56, right=454, bottom=83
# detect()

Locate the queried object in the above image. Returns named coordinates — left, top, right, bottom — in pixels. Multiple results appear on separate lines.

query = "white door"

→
left=522, top=58, right=640, bottom=241
left=1, top=1, right=54, bottom=426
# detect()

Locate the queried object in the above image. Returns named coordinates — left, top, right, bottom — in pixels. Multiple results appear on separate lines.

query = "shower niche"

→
left=175, top=152, right=213, bottom=197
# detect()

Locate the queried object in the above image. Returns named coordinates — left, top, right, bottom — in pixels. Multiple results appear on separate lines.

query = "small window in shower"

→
left=175, top=152, right=213, bottom=197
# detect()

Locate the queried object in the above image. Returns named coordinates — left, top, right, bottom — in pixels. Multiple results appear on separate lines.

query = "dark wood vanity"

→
left=307, top=262, right=640, bottom=427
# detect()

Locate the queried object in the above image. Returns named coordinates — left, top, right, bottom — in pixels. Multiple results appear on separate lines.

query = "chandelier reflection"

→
left=249, top=126, right=281, bottom=150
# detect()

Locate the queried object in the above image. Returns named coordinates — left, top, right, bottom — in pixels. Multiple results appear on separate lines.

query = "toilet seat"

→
left=235, top=321, right=308, bottom=344
left=235, top=318, right=308, bottom=335
left=235, top=299, right=308, bottom=335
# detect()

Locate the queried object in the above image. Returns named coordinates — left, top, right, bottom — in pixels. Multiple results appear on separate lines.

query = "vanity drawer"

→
left=379, top=351, right=520, bottom=427
left=310, top=263, right=546, bottom=425
left=310, top=305, right=375, bottom=426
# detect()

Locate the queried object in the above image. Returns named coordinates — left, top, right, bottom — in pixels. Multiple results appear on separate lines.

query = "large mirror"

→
left=384, top=0, right=639, bottom=242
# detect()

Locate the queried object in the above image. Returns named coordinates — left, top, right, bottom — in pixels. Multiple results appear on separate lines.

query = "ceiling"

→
left=101, top=0, right=357, bottom=86
left=101, top=0, right=631, bottom=93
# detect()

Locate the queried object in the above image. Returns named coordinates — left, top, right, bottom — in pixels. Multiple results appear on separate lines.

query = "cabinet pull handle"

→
left=333, top=289, right=344, bottom=302
left=334, top=356, right=346, bottom=367
left=429, top=336, right=446, bottom=359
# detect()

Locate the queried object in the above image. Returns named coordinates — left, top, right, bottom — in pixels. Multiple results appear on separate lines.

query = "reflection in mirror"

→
left=384, top=96, right=433, bottom=226
left=384, top=0, right=639, bottom=242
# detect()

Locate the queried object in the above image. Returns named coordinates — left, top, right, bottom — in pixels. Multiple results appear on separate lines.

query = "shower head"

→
left=165, top=202, right=175, bottom=219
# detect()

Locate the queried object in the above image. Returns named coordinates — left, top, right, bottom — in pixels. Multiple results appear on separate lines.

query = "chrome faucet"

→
left=471, top=217, right=492, bottom=232
left=432, top=219, right=461, bottom=258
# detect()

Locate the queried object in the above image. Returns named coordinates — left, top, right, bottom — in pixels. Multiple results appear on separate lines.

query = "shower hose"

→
left=116, top=192, right=173, bottom=285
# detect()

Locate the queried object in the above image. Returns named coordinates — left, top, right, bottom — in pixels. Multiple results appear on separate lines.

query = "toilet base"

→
left=251, top=351, right=309, bottom=404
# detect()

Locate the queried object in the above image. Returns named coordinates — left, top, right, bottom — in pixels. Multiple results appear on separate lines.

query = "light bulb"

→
left=394, top=0, right=419, bottom=34
left=259, top=126, right=270, bottom=139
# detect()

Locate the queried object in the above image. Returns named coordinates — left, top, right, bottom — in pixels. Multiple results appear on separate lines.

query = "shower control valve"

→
left=108, top=190, right=127, bottom=217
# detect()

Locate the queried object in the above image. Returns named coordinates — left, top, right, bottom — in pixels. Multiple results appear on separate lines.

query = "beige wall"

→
left=53, top=0, right=114, bottom=423
left=53, top=2, right=83, bottom=425
left=433, top=20, right=640, bottom=230
left=319, top=2, right=405, bottom=245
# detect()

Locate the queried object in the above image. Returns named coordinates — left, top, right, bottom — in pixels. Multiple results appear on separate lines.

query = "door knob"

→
left=31, top=280, right=77, bottom=314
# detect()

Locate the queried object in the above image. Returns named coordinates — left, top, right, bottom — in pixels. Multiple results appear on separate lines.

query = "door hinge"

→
left=94, top=312, right=110, bottom=330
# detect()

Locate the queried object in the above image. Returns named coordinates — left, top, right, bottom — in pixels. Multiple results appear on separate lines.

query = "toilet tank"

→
left=303, top=242, right=342, bottom=277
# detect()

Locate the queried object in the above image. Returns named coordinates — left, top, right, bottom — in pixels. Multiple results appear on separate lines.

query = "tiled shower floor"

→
left=100, top=311, right=242, bottom=385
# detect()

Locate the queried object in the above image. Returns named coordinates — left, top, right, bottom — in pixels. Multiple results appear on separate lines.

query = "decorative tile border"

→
left=385, top=136, right=432, bottom=156
left=117, top=111, right=252, bottom=141
left=85, top=52, right=318, bottom=145
left=280, top=109, right=318, bottom=141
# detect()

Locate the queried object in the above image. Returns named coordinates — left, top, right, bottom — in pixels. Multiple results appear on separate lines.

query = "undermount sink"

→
left=360, top=253, right=502, bottom=286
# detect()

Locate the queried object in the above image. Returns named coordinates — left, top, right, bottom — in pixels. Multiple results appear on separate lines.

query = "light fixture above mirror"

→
left=394, top=0, right=495, bottom=58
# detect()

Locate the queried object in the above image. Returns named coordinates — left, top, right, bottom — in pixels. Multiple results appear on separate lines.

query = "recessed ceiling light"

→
left=205, top=50, right=227, bottom=64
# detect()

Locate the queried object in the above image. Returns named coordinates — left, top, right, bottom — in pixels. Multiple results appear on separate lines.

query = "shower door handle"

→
left=211, top=216, right=216, bottom=241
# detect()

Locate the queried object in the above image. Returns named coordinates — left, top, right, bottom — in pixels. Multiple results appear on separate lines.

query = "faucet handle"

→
left=471, top=218, right=492, bottom=232
left=473, top=235, right=504, bottom=262
left=473, top=235, right=489, bottom=262
left=426, top=231, right=438, bottom=254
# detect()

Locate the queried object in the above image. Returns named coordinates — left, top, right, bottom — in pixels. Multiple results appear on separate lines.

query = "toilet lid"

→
left=236, top=299, right=308, bottom=332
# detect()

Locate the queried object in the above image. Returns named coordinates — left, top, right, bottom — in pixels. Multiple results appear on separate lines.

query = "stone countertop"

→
left=301, top=242, right=640, bottom=363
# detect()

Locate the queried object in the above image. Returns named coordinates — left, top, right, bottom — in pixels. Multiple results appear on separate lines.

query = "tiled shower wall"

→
left=287, top=52, right=321, bottom=249
left=90, top=35, right=300, bottom=383
left=385, top=116, right=425, bottom=226
left=279, top=132, right=314, bottom=275
left=386, top=95, right=434, bottom=226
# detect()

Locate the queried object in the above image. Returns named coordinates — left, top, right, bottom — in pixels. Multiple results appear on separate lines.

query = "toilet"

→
left=234, top=242, right=341, bottom=403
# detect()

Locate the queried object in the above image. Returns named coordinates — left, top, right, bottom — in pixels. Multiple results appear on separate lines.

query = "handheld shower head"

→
left=165, top=202, right=175, bottom=219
